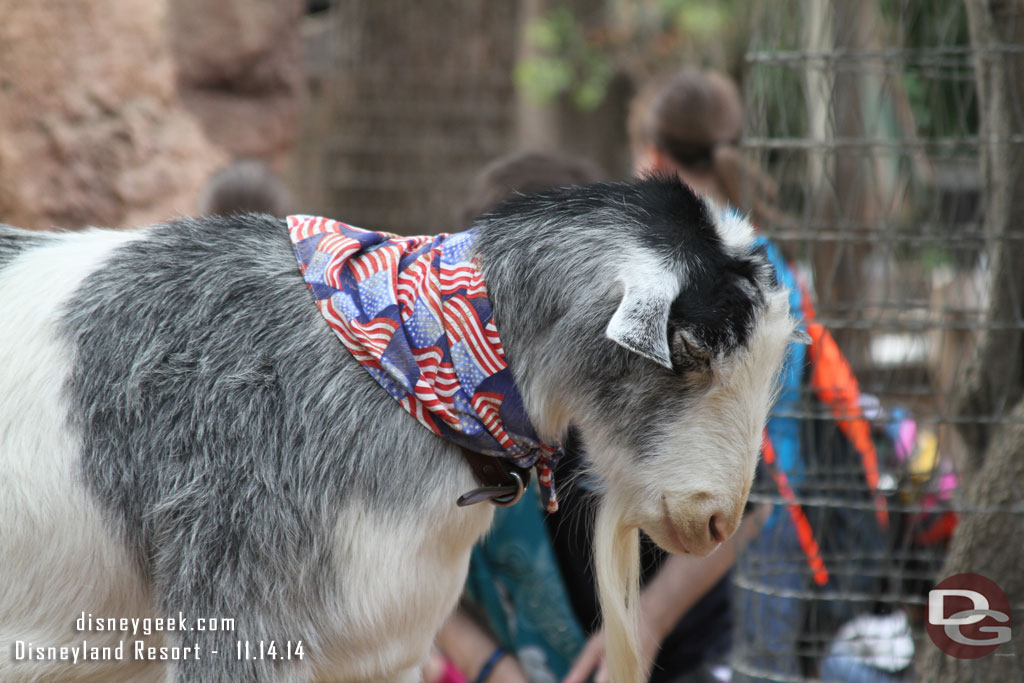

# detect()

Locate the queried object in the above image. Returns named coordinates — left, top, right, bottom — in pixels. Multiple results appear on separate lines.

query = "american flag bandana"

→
left=288, top=215, right=561, bottom=512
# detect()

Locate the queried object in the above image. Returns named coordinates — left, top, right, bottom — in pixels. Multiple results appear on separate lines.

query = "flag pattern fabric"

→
left=288, top=215, right=561, bottom=511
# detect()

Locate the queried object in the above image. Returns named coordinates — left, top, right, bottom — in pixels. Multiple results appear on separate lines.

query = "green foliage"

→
left=515, top=57, right=574, bottom=104
left=878, top=0, right=978, bottom=139
left=516, top=5, right=615, bottom=110
left=676, top=3, right=727, bottom=35
left=516, top=0, right=752, bottom=111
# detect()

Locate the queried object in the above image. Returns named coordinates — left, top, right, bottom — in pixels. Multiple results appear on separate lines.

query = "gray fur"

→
left=474, top=184, right=775, bottom=459
left=61, top=214, right=463, bottom=680
left=0, top=224, right=52, bottom=268
left=476, top=220, right=690, bottom=459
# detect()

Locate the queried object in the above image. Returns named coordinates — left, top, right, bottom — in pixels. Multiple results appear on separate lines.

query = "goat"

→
left=0, top=176, right=796, bottom=682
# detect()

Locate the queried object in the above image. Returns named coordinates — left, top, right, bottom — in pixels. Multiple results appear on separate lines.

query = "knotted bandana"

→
left=288, top=215, right=560, bottom=512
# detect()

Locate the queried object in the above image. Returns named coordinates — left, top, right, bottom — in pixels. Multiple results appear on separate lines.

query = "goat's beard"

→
left=594, top=492, right=644, bottom=683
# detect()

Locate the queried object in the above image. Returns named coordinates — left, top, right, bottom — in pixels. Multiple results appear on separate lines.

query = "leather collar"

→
left=457, top=448, right=531, bottom=507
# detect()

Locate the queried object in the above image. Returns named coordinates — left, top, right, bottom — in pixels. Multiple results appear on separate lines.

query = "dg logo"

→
left=927, top=573, right=1012, bottom=659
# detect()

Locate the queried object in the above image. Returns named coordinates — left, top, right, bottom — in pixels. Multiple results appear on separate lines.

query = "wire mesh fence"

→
left=291, top=1, right=1023, bottom=679
left=734, top=1, right=1023, bottom=680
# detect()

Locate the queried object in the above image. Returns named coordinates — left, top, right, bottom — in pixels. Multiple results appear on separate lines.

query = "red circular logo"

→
left=926, top=573, right=1011, bottom=658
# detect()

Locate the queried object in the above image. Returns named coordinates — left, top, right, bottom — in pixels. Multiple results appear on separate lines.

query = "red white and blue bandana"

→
left=288, top=215, right=560, bottom=511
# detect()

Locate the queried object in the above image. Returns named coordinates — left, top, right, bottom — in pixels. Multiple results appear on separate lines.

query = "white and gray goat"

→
left=0, top=177, right=796, bottom=682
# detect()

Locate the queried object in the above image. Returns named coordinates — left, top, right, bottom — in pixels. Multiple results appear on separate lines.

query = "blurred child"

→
left=197, top=159, right=291, bottom=217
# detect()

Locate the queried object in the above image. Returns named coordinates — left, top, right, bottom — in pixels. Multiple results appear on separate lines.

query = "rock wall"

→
left=0, top=0, right=303, bottom=230
left=169, top=0, right=304, bottom=167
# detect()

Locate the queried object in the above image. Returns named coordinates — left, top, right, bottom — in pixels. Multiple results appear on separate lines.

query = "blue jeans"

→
left=732, top=513, right=807, bottom=682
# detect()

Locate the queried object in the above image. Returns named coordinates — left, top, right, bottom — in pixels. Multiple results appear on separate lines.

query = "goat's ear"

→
left=605, top=282, right=675, bottom=370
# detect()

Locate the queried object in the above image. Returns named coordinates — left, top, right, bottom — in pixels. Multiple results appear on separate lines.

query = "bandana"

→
left=288, top=215, right=560, bottom=512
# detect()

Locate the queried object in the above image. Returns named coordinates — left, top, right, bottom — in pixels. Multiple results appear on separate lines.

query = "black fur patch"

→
left=668, top=249, right=766, bottom=360
left=486, top=175, right=768, bottom=362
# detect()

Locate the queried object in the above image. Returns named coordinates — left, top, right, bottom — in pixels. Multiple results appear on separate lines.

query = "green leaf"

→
left=528, top=18, right=561, bottom=52
left=678, top=4, right=726, bottom=34
left=574, top=81, right=605, bottom=110
left=515, top=57, right=573, bottom=104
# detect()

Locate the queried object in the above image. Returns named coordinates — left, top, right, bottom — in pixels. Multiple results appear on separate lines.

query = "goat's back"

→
left=0, top=217, right=489, bottom=682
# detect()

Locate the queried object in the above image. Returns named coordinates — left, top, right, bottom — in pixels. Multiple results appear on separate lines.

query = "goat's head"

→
left=593, top=208, right=794, bottom=556
left=596, top=210, right=793, bottom=559
left=477, top=176, right=799, bottom=681
left=485, top=177, right=795, bottom=553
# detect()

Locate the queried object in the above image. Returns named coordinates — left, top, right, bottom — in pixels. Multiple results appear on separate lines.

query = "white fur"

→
left=590, top=289, right=793, bottom=683
left=594, top=495, right=642, bottom=683
left=314, top=493, right=492, bottom=682
left=598, top=204, right=792, bottom=552
left=703, top=196, right=755, bottom=251
left=593, top=287, right=792, bottom=549
left=0, top=228, right=164, bottom=683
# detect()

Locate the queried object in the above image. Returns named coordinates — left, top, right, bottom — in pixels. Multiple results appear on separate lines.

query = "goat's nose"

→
left=707, top=511, right=738, bottom=544
left=708, top=514, right=724, bottom=544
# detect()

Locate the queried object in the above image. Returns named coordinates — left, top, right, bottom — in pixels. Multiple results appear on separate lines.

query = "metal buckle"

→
left=490, top=470, right=525, bottom=507
left=456, top=470, right=526, bottom=508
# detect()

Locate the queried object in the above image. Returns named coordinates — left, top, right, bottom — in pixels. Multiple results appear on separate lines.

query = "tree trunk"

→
left=918, top=1, right=1024, bottom=680
left=951, top=0, right=1024, bottom=469
left=802, top=0, right=880, bottom=372
left=295, top=0, right=520, bottom=234
left=513, top=0, right=633, bottom=179
left=917, top=400, right=1024, bottom=681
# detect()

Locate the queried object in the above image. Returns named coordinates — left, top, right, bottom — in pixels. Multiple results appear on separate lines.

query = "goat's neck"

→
left=473, top=224, right=614, bottom=442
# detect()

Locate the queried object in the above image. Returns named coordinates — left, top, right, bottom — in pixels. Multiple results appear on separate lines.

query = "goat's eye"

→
left=669, top=336, right=713, bottom=380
